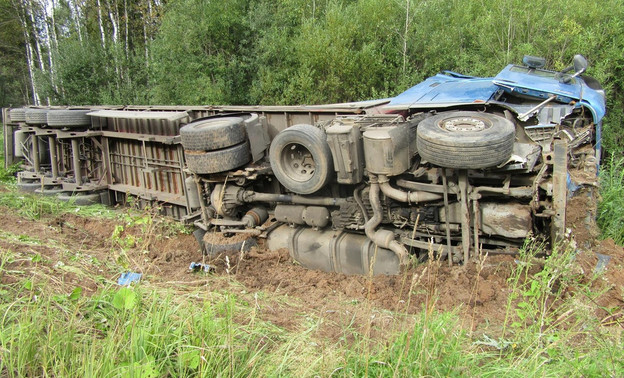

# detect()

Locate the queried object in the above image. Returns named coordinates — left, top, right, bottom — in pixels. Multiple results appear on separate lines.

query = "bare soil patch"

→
left=1, top=204, right=623, bottom=341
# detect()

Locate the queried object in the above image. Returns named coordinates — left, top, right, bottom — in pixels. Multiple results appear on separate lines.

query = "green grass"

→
left=2, top=241, right=623, bottom=377
left=0, top=282, right=280, bottom=377
left=0, top=190, right=118, bottom=220
left=598, top=155, right=624, bottom=245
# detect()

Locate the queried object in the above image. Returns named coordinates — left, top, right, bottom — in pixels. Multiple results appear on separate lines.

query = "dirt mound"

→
left=202, top=246, right=516, bottom=332
left=566, top=187, right=601, bottom=249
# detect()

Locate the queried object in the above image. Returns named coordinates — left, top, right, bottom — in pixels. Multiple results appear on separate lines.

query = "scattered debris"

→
left=594, top=253, right=611, bottom=274
left=117, top=272, right=142, bottom=285
left=189, top=262, right=215, bottom=273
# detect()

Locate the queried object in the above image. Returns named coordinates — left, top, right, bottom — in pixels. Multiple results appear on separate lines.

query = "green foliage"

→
left=0, top=129, right=20, bottom=183
left=249, top=0, right=401, bottom=104
left=0, top=0, right=29, bottom=107
left=112, top=287, right=137, bottom=310
left=149, top=0, right=254, bottom=105
left=9, top=0, right=624, bottom=154
left=506, top=242, right=577, bottom=333
left=598, top=155, right=624, bottom=245
left=39, top=38, right=150, bottom=105
left=0, top=163, right=19, bottom=184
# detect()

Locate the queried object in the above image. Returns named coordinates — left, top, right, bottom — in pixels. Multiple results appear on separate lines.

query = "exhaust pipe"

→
left=364, top=176, right=409, bottom=264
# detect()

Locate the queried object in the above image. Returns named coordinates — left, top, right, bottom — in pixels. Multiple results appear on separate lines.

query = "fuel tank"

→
left=267, top=225, right=400, bottom=275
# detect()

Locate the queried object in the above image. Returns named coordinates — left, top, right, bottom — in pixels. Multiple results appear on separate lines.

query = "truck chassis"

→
left=2, top=56, right=605, bottom=275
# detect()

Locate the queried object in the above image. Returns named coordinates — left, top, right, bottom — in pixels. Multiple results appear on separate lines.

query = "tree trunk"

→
left=402, top=0, right=410, bottom=77
left=97, top=0, right=106, bottom=49
left=27, top=1, right=45, bottom=71
left=124, top=0, right=129, bottom=59
left=16, top=0, right=40, bottom=105
left=26, top=0, right=49, bottom=104
left=107, top=0, right=119, bottom=44
left=143, top=0, right=151, bottom=71
left=42, top=2, right=58, bottom=96
left=49, top=0, right=65, bottom=97
left=70, top=0, right=83, bottom=42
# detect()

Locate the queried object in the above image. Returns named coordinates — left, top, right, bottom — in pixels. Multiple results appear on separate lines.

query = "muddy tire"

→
left=34, top=186, right=65, bottom=196
left=57, top=192, right=102, bottom=206
left=184, top=141, right=251, bottom=174
left=180, top=117, right=246, bottom=151
left=269, top=124, right=333, bottom=194
left=10, top=108, right=27, bottom=123
left=47, top=110, right=92, bottom=128
left=416, top=111, right=515, bottom=169
left=202, top=232, right=257, bottom=257
left=25, top=109, right=48, bottom=125
left=17, top=181, right=41, bottom=193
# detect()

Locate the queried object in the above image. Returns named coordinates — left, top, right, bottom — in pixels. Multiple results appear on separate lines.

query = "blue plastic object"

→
left=189, top=262, right=215, bottom=273
left=117, top=272, right=142, bottom=285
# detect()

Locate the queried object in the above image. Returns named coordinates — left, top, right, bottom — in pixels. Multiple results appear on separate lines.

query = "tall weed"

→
left=598, top=155, right=624, bottom=245
left=344, top=310, right=473, bottom=376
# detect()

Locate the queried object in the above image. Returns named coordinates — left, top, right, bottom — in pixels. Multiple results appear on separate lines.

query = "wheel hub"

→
left=440, top=117, right=489, bottom=132
left=282, top=143, right=316, bottom=182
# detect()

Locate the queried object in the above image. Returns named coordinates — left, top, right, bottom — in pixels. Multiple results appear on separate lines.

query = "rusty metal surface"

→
left=458, top=171, right=471, bottom=262
left=88, top=110, right=190, bottom=121
left=479, top=202, right=532, bottom=239
left=90, top=112, right=188, bottom=136
left=100, top=131, right=179, bottom=144
left=551, top=139, right=568, bottom=243
left=87, top=104, right=374, bottom=136
left=107, top=138, right=186, bottom=205
left=2, top=108, right=15, bottom=168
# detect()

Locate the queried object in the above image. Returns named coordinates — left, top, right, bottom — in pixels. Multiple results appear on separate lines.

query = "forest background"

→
left=1, top=0, right=623, bottom=153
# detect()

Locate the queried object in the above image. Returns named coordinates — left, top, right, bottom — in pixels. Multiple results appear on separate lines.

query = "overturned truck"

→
left=2, top=55, right=606, bottom=274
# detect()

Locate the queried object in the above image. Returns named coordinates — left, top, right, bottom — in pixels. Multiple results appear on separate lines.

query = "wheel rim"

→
left=280, top=143, right=316, bottom=182
left=439, top=116, right=491, bottom=132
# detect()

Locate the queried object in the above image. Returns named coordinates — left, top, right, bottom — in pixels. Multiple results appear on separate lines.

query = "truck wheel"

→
left=416, top=111, right=515, bottom=169
left=34, top=185, right=65, bottom=196
left=17, top=181, right=41, bottom=193
left=180, top=117, right=246, bottom=151
left=185, top=141, right=251, bottom=174
left=25, top=109, right=48, bottom=125
left=47, top=110, right=92, bottom=128
left=10, top=108, right=27, bottom=123
left=269, top=124, right=333, bottom=195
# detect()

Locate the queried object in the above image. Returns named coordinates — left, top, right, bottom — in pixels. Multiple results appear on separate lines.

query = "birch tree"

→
left=106, top=0, right=118, bottom=44
left=69, top=0, right=83, bottom=41
left=15, top=0, right=41, bottom=104
left=96, top=0, right=106, bottom=48
left=41, top=0, right=59, bottom=95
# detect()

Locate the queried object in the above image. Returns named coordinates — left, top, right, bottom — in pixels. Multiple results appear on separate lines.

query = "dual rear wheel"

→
left=180, top=116, right=251, bottom=174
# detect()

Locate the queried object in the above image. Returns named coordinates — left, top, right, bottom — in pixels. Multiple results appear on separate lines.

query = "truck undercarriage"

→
left=2, top=55, right=605, bottom=275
